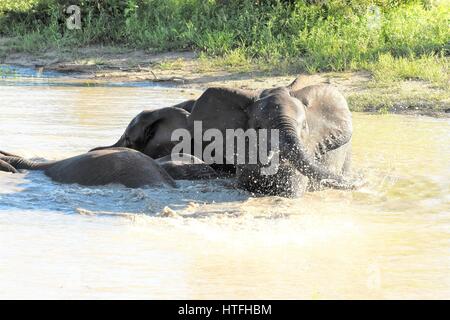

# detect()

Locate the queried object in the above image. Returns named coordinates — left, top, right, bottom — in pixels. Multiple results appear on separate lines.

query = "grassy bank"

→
left=1, top=1, right=449, bottom=75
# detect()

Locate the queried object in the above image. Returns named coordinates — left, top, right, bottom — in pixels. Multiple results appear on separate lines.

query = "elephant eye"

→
left=146, top=127, right=154, bottom=138
left=144, top=122, right=160, bottom=142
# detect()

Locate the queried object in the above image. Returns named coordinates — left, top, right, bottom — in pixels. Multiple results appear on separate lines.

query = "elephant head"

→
left=91, top=107, right=190, bottom=159
left=188, top=77, right=356, bottom=195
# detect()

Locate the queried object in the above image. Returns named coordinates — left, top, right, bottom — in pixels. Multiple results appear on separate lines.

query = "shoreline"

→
left=1, top=44, right=448, bottom=118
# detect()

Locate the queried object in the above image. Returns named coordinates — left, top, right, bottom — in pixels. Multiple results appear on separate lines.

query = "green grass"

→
left=157, top=58, right=186, bottom=71
left=367, top=53, right=449, bottom=86
left=196, top=49, right=254, bottom=73
left=0, top=0, right=40, bottom=12
left=0, top=0, right=449, bottom=83
left=347, top=80, right=449, bottom=114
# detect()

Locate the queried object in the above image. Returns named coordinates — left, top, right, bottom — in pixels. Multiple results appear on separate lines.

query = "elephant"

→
left=0, top=148, right=217, bottom=188
left=187, top=78, right=355, bottom=196
left=0, top=148, right=176, bottom=188
left=91, top=107, right=191, bottom=160
left=90, top=106, right=234, bottom=176
left=89, top=76, right=360, bottom=197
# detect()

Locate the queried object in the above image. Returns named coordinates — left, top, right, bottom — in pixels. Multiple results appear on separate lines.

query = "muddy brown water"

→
left=0, top=72, right=449, bottom=298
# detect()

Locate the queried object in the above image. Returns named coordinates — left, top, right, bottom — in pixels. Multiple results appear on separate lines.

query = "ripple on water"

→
left=0, top=171, right=249, bottom=215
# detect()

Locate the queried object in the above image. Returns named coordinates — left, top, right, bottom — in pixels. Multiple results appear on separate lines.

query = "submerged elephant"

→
left=0, top=149, right=216, bottom=188
left=91, top=107, right=191, bottom=159
left=91, top=76, right=359, bottom=196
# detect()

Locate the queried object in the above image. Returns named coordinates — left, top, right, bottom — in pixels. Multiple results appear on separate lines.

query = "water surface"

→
left=0, top=78, right=449, bottom=299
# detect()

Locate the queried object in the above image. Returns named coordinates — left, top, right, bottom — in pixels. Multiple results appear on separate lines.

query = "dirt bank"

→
left=1, top=43, right=448, bottom=117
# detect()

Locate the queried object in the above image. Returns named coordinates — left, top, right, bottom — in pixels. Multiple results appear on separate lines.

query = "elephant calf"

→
left=0, top=148, right=177, bottom=188
left=0, top=148, right=218, bottom=188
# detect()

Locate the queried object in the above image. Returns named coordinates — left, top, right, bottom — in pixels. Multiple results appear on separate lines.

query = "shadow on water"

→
left=0, top=65, right=173, bottom=88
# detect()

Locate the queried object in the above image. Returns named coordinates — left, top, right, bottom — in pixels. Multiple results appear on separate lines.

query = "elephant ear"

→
left=290, top=84, right=352, bottom=159
left=188, top=87, right=256, bottom=133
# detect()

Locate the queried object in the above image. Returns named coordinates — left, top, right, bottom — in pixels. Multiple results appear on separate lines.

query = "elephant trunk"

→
left=278, top=127, right=343, bottom=183
left=0, top=156, right=54, bottom=171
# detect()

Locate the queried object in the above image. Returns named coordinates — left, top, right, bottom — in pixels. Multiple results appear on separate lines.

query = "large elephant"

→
left=90, top=76, right=359, bottom=196
left=0, top=149, right=216, bottom=188
left=187, top=79, right=354, bottom=196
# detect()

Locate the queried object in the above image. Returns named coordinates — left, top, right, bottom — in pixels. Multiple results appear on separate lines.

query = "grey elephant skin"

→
left=188, top=79, right=353, bottom=196
left=92, top=76, right=357, bottom=197
left=92, top=107, right=191, bottom=159
left=0, top=148, right=176, bottom=188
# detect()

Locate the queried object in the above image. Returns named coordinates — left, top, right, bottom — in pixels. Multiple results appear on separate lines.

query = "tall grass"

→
left=0, top=0, right=448, bottom=73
